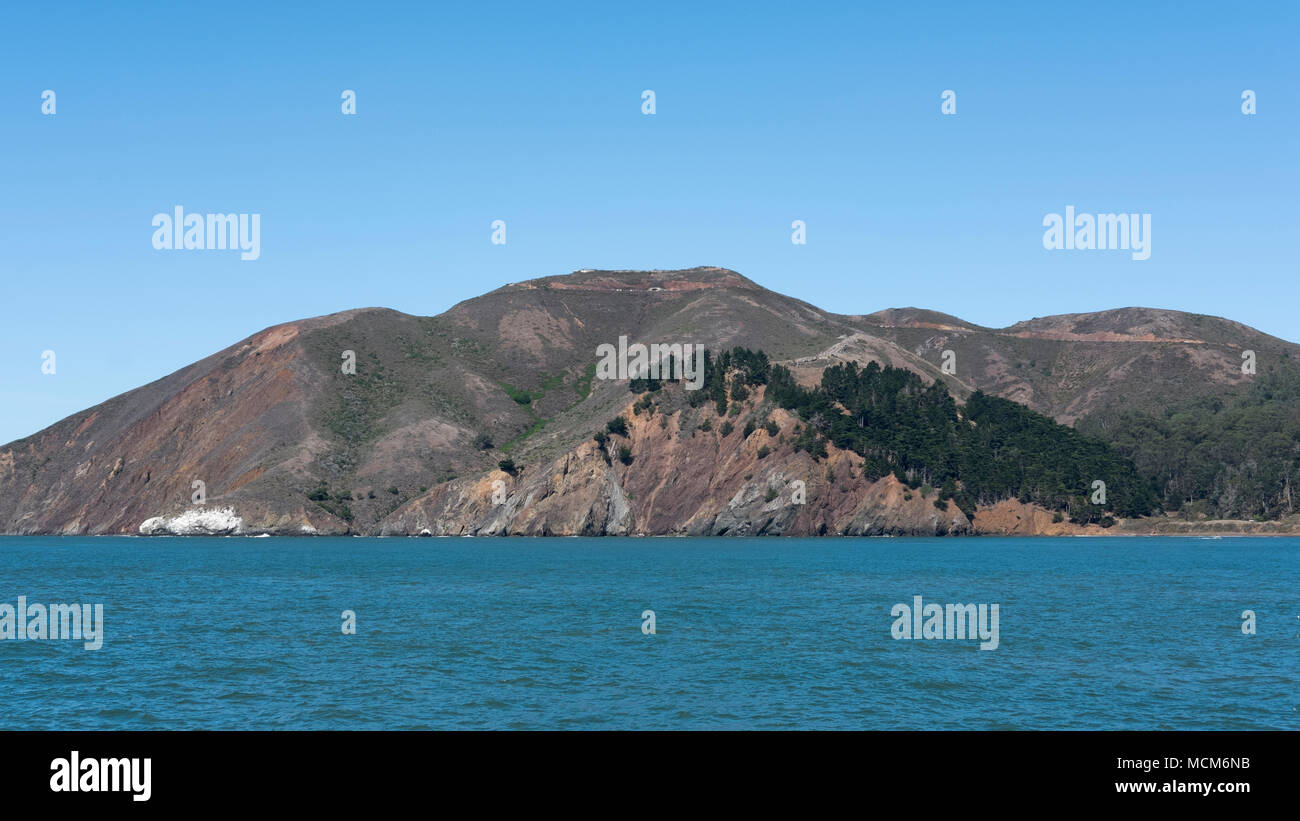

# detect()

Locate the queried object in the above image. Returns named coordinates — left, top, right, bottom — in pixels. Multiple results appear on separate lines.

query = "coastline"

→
left=6, top=517, right=1299, bottom=538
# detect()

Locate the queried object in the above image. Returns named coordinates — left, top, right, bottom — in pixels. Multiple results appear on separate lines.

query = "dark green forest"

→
left=637, top=347, right=1159, bottom=523
left=1077, top=361, right=1300, bottom=520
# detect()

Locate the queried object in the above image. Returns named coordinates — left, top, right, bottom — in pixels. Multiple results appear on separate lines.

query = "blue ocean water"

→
left=0, top=536, right=1296, bottom=730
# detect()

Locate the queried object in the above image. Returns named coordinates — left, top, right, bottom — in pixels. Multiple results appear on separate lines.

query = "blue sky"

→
left=1, top=1, right=1295, bottom=444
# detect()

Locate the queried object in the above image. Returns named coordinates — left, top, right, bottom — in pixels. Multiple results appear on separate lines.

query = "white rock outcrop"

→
left=139, top=507, right=243, bottom=535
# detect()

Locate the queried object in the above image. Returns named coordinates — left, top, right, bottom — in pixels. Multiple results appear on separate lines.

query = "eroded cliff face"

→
left=110, top=381, right=1114, bottom=538
left=376, top=443, right=631, bottom=536
left=373, top=390, right=1086, bottom=537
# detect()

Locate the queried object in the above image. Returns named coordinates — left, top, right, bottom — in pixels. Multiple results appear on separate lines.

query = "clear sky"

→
left=1, top=1, right=1295, bottom=445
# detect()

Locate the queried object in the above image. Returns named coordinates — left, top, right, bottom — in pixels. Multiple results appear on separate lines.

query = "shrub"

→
left=940, top=477, right=957, bottom=500
left=808, top=436, right=828, bottom=460
left=617, top=446, right=633, bottom=465
left=497, top=458, right=517, bottom=475
left=606, top=416, right=629, bottom=436
left=504, top=385, right=532, bottom=405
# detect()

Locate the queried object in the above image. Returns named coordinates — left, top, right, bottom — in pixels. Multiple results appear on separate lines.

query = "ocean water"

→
left=1, top=536, right=1296, bottom=730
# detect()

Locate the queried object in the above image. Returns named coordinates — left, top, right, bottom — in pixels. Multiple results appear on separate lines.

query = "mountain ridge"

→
left=3, top=267, right=1296, bottom=536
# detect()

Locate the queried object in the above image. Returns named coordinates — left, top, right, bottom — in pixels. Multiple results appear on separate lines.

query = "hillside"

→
left=854, top=305, right=1290, bottom=424
left=1, top=267, right=1295, bottom=536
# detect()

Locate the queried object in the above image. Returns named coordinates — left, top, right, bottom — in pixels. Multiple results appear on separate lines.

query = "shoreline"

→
left=6, top=527, right=1300, bottom=539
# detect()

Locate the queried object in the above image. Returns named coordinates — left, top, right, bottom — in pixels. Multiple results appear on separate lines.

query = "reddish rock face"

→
left=375, top=388, right=1117, bottom=538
